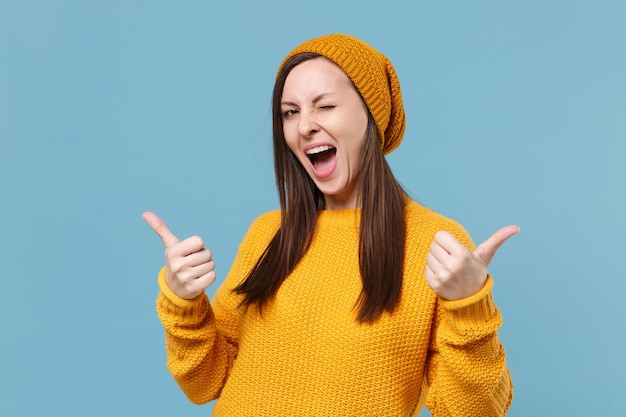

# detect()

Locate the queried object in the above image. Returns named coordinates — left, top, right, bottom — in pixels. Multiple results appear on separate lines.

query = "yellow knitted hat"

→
left=278, top=34, right=406, bottom=155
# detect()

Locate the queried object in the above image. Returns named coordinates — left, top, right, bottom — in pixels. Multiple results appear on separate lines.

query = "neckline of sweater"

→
left=316, top=208, right=361, bottom=227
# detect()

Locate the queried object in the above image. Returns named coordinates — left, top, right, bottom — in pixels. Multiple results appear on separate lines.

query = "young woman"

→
left=144, top=34, right=518, bottom=416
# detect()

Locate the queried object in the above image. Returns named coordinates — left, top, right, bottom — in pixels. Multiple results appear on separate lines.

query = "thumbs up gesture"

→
left=425, top=225, right=519, bottom=300
left=142, top=211, right=217, bottom=299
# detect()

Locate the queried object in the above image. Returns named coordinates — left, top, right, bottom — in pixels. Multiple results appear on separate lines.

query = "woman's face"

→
left=281, top=57, right=369, bottom=210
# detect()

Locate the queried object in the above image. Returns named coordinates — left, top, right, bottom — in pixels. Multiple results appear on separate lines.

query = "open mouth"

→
left=306, top=145, right=337, bottom=171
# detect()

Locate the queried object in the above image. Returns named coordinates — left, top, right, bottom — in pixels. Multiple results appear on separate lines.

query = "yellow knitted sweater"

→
left=156, top=199, right=512, bottom=416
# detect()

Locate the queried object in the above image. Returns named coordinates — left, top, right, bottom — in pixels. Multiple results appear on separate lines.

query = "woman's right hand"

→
left=142, top=211, right=216, bottom=299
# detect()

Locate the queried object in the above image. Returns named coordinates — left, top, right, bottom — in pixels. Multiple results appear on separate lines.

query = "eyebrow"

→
left=281, top=93, right=336, bottom=107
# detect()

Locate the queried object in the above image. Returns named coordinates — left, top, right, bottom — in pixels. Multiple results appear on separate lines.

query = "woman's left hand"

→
left=425, top=226, right=520, bottom=300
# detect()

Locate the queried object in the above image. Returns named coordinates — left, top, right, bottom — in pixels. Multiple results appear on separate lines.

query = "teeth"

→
left=306, top=145, right=334, bottom=155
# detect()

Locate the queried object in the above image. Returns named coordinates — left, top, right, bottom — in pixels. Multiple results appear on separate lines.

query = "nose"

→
left=298, top=110, right=320, bottom=138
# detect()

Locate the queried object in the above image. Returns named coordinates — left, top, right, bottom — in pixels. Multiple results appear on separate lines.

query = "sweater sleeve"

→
left=156, top=267, right=239, bottom=404
left=154, top=211, right=280, bottom=404
left=423, top=278, right=513, bottom=416
left=422, top=226, right=513, bottom=416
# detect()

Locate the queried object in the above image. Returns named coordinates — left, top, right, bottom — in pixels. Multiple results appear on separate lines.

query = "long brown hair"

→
left=234, top=53, right=406, bottom=323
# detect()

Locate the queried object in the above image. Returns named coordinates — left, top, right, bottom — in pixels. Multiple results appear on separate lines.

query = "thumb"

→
left=473, top=225, right=520, bottom=266
left=142, top=211, right=180, bottom=249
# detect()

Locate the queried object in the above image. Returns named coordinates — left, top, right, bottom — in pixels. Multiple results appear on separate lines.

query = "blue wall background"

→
left=1, top=1, right=624, bottom=415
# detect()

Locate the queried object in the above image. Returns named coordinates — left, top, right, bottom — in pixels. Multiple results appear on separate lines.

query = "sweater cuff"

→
left=438, top=276, right=498, bottom=329
left=156, top=266, right=210, bottom=320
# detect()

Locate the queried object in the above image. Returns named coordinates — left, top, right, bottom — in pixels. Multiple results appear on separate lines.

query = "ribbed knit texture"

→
left=278, top=34, right=406, bottom=155
left=156, top=200, right=513, bottom=416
